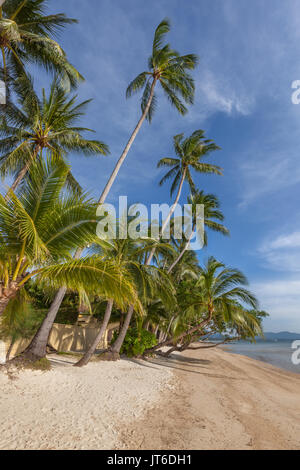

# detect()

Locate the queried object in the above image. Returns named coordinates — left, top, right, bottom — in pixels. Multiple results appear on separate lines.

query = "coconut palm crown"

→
left=0, top=0, right=83, bottom=89
left=126, top=18, right=199, bottom=122
left=0, top=76, right=109, bottom=194
left=158, top=130, right=222, bottom=196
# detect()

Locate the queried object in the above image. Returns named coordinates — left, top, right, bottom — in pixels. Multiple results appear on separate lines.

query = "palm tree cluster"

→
left=0, top=3, right=267, bottom=369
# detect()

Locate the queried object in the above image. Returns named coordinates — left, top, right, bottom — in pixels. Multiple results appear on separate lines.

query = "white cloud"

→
left=198, top=70, right=254, bottom=116
left=266, top=232, right=300, bottom=250
left=258, top=230, right=300, bottom=273
left=188, top=69, right=255, bottom=123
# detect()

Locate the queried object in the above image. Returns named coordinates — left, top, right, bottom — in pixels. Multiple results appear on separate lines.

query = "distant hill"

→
left=262, top=331, right=300, bottom=341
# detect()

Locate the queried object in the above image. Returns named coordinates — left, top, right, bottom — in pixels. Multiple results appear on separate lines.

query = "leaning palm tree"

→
left=145, top=257, right=259, bottom=355
left=98, top=18, right=198, bottom=204
left=0, top=0, right=82, bottom=89
left=146, top=130, right=222, bottom=265
left=0, top=76, right=109, bottom=196
left=0, top=158, right=137, bottom=360
left=167, top=191, right=229, bottom=273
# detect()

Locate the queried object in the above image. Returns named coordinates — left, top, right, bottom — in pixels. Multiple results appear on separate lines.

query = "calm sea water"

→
left=223, top=341, right=300, bottom=374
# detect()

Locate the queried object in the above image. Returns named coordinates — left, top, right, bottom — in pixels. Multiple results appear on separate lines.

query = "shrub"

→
left=112, top=327, right=157, bottom=357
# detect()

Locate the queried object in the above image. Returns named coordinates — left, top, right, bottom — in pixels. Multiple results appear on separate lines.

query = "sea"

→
left=222, top=340, right=300, bottom=374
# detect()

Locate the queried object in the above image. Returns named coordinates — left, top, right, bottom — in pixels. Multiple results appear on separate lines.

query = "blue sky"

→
left=20, top=0, right=300, bottom=331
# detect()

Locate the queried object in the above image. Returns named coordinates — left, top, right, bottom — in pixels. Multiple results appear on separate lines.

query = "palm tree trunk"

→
left=110, top=305, right=134, bottom=355
left=74, top=299, right=114, bottom=367
left=167, top=223, right=196, bottom=274
left=98, top=78, right=157, bottom=204
left=146, top=167, right=187, bottom=265
left=23, top=287, right=67, bottom=360
left=5, top=146, right=40, bottom=201
left=6, top=339, right=15, bottom=361
left=144, top=312, right=212, bottom=355
left=22, top=247, right=84, bottom=360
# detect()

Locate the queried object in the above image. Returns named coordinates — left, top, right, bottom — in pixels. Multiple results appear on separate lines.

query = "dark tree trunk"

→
left=110, top=305, right=134, bottom=355
left=74, top=299, right=114, bottom=367
left=23, top=287, right=67, bottom=360
left=23, top=248, right=84, bottom=361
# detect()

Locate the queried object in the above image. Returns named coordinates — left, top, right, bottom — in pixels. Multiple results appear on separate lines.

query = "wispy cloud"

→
left=195, top=69, right=254, bottom=118
left=257, top=230, right=300, bottom=273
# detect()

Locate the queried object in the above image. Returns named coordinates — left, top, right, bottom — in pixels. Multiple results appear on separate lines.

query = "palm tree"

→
left=75, top=236, right=175, bottom=366
left=0, top=76, right=109, bottom=196
left=98, top=18, right=198, bottom=204
left=33, top=18, right=198, bottom=337
left=167, top=191, right=229, bottom=273
left=0, top=0, right=82, bottom=89
left=0, top=158, right=137, bottom=360
left=146, top=257, right=259, bottom=354
left=146, top=130, right=222, bottom=265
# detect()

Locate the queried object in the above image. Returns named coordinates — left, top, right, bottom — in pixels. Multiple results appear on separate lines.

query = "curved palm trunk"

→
left=144, top=311, right=213, bottom=355
left=146, top=167, right=187, bottom=266
left=167, top=223, right=196, bottom=274
left=5, top=146, right=40, bottom=201
left=98, top=78, right=157, bottom=204
left=23, top=287, right=67, bottom=360
left=6, top=339, right=15, bottom=361
left=22, top=247, right=83, bottom=360
left=74, top=299, right=114, bottom=367
left=110, top=305, right=134, bottom=356
left=31, top=80, right=157, bottom=359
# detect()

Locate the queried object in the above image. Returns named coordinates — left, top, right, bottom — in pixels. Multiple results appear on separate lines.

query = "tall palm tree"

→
left=0, top=0, right=82, bottom=89
left=146, top=130, right=222, bottom=265
left=167, top=191, right=229, bottom=273
left=98, top=18, right=198, bottom=204
left=35, top=18, right=198, bottom=337
left=0, top=76, right=109, bottom=196
left=0, top=158, right=137, bottom=359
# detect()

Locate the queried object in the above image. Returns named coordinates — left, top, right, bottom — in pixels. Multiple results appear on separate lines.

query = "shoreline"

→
left=1, top=348, right=300, bottom=450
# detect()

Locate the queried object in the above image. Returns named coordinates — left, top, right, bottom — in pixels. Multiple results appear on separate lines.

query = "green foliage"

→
left=113, top=327, right=157, bottom=357
left=1, top=0, right=83, bottom=90
left=126, top=18, right=199, bottom=121
left=30, top=357, right=51, bottom=371
left=158, top=130, right=222, bottom=197
left=0, top=77, right=109, bottom=192
left=0, top=292, right=44, bottom=344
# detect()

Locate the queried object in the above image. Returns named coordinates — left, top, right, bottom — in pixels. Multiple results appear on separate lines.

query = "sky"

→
left=13, top=0, right=300, bottom=332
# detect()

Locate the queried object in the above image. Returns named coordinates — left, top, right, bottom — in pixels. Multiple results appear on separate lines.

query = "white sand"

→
left=0, top=355, right=175, bottom=450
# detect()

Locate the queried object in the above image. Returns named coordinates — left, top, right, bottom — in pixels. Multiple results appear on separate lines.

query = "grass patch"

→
left=5, top=355, right=52, bottom=372
left=30, top=357, right=51, bottom=371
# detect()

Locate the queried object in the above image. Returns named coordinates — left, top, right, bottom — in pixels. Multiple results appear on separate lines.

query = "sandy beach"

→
left=1, top=349, right=300, bottom=450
